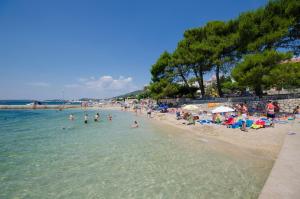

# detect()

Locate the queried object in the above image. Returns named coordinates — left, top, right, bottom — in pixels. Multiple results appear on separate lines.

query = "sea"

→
left=0, top=108, right=273, bottom=199
left=0, top=100, right=80, bottom=105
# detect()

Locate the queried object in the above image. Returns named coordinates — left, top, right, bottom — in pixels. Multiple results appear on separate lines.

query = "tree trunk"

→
left=178, top=68, right=195, bottom=99
left=254, top=85, right=263, bottom=97
left=192, top=67, right=205, bottom=98
left=199, top=66, right=205, bottom=97
left=215, top=65, right=223, bottom=97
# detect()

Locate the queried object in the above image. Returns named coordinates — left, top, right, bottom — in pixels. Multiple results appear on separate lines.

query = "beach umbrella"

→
left=182, top=104, right=199, bottom=111
left=211, top=106, right=234, bottom=113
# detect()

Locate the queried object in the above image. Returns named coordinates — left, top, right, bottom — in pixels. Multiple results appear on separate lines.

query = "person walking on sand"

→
left=84, top=113, right=88, bottom=124
left=240, top=103, right=248, bottom=132
left=266, top=101, right=275, bottom=127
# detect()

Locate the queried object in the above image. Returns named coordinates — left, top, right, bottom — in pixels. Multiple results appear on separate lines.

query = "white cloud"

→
left=83, top=75, right=135, bottom=90
left=28, top=82, right=50, bottom=87
left=64, top=75, right=139, bottom=98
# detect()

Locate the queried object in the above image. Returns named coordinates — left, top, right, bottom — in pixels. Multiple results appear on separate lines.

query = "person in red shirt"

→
left=266, top=101, right=275, bottom=127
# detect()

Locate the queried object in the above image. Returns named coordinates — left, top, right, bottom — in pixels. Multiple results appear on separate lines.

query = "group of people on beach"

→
left=171, top=99, right=299, bottom=132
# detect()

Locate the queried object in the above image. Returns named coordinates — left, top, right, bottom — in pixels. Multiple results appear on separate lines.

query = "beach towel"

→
left=251, top=124, right=263, bottom=129
left=231, top=120, right=243, bottom=129
left=223, top=117, right=235, bottom=127
left=246, top=120, right=253, bottom=127
left=197, top=120, right=212, bottom=125
left=255, top=120, right=266, bottom=126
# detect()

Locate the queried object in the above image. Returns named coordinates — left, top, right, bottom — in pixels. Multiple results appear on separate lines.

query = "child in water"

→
left=108, top=114, right=112, bottom=121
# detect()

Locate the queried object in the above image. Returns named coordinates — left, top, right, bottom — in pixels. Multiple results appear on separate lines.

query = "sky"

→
left=0, top=0, right=268, bottom=100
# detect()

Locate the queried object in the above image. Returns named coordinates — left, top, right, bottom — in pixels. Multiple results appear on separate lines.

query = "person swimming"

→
left=94, top=113, right=100, bottom=122
left=131, top=120, right=139, bottom=128
left=84, top=114, right=88, bottom=124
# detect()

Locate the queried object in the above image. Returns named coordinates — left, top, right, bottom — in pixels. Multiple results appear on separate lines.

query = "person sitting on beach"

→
left=293, top=106, right=300, bottom=119
left=212, top=113, right=216, bottom=123
left=69, top=114, right=74, bottom=121
left=187, top=114, right=195, bottom=125
left=293, top=106, right=300, bottom=114
left=266, top=101, right=275, bottom=127
left=94, top=113, right=100, bottom=122
left=84, top=114, right=88, bottom=124
left=176, top=109, right=181, bottom=120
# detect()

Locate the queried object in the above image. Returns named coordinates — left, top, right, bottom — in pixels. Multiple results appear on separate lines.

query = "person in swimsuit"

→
left=69, top=114, right=74, bottom=121
left=240, top=103, right=248, bottom=132
left=266, top=101, right=275, bottom=127
left=94, top=113, right=99, bottom=122
left=84, top=114, right=88, bottom=124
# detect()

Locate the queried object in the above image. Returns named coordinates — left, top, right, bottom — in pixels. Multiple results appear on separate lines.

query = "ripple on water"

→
left=0, top=109, right=272, bottom=199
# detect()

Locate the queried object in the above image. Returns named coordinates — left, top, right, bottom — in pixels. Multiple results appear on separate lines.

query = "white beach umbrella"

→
left=182, top=104, right=199, bottom=111
left=211, top=106, right=234, bottom=113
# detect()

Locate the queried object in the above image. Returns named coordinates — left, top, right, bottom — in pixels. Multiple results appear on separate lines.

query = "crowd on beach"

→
left=173, top=101, right=299, bottom=132
left=115, top=99, right=300, bottom=132
left=65, top=99, right=300, bottom=131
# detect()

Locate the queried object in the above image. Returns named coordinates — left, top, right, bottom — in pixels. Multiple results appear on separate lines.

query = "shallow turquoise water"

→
left=0, top=109, right=272, bottom=199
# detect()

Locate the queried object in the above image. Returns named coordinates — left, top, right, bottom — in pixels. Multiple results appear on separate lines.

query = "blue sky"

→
left=0, top=0, right=268, bottom=100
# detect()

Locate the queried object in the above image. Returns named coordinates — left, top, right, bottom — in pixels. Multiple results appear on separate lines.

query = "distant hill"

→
left=113, top=90, right=144, bottom=99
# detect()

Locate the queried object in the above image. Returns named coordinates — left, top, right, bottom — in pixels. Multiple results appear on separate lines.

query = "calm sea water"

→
left=0, top=109, right=272, bottom=199
left=0, top=100, right=80, bottom=105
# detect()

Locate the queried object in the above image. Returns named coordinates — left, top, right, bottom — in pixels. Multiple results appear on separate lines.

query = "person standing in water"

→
left=94, top=113, right=100, bottom=122
left=108, top=114, right=112, bottom=121
left=84, top=113, right=88, bottom=124
left=69, top=114, right=74, bottom=121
